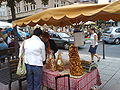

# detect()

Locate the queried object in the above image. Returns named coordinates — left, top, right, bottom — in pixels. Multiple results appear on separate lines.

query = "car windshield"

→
left=58, top=33, right=70, bottom=38
left=103, top=28, right=113, bottom=34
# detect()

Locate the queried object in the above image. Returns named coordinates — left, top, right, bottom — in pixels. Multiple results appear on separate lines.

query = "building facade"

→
left=0, top=0, right=118, bottom=22
left=0, top=0, right=74, bottom=21
left=98, top=0, right=117, bottom=4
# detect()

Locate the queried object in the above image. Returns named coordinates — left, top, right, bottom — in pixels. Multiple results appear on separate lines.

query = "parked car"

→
left=49, top=32, right=74, bottom=49
left=102, top=27, right=120, bottom=44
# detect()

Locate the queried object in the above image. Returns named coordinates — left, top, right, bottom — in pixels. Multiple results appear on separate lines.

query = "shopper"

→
left=0, top=37, right=8, bottom=63
left=19, top=28, right=45, bottom=90
left=88, top=28, right=100, bottom=62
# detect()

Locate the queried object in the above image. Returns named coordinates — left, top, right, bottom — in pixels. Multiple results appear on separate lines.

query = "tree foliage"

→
left=41, top=0, right=49, bottom=5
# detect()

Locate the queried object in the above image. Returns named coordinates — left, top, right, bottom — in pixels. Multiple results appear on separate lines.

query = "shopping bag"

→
left=16, top=57, right=26, bottom=76
left=88, top=45, right=97, bottom=54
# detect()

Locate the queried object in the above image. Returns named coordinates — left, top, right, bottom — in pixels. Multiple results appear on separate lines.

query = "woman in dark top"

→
left=41, top=32, right=58, bottom=64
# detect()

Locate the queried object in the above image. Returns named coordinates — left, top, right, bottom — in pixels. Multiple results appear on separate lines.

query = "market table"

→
left=42, top=67, right=101, bottom=90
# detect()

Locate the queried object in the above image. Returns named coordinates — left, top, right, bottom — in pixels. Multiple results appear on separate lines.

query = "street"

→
left=19, top=40, right=120, bottom=58
left=59, top=42, right=120, bottom=59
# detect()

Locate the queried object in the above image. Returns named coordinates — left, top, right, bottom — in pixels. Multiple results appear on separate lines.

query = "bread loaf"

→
left=69, top=44, right=84, bottom=76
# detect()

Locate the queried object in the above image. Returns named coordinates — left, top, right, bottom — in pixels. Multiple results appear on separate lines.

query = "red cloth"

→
left=43, top=68, right=101, bottom=90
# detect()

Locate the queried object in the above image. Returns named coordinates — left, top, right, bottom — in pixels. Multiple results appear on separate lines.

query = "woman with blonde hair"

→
left=41, top=32, right=58, bottom=59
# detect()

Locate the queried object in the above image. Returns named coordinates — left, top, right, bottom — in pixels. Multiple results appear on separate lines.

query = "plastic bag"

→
left=45, top=53, right=56, bottom=71
left=56, top=52, right=64, bottom=71
left=16, top=57, right=26, bottom=76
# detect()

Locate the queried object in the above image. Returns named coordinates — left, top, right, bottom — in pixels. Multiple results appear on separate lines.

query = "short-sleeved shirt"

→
left=90, top=33, right=98, bottom=46
left=19, top=35, right=46, bottom=66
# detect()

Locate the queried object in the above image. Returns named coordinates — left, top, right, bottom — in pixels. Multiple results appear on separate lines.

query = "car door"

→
left=118, top=28, right=120, bottom=38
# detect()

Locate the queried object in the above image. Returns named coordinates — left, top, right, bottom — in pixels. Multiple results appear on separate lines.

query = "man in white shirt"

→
left=19, top=28, right=45, bottom=90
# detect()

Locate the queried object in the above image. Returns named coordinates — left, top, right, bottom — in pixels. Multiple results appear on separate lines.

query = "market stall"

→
left=12, top=1, right=120, bottom=90
left=42, top=44, right=100, bottom=90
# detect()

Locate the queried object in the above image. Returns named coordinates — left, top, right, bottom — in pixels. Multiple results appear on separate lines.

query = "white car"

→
left=102, top=27, right=120, bottom=44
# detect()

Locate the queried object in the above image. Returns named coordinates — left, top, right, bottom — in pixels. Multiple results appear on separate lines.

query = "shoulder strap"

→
left=19, top=41, right=25, bottom=58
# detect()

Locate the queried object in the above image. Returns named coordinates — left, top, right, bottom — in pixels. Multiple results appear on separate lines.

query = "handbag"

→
left=16, top=56, right=26, bottom=76
left=88, top=45, right=96, bottom=53
left=16, top=41, right=26, bottom=76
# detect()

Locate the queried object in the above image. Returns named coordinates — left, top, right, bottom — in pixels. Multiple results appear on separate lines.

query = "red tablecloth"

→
left=43, top=68, right=101, bottom=90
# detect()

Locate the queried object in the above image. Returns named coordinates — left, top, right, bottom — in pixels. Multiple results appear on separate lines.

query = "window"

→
left=53, top=34, right=59, bottom=38
left=43, top=4, right=48, bottom=8
left=91, top=0, right=98, bottom=3
left=8, top=10, right=11, bottom=16
left=0, top=5, right=6, bottom=16
left=81, top=0, right=89, bottom=2
left=54, top=4, right=59, bottom=7
left=58, top=33, right=70, bottom=38
left=24, top=1, right=29, bottom=11
left=103, top=28, right=113, bottom=34
left=118, top=28, right=120, bottom=33
left=54, top=0, right=59, bottom=7
left=16, top=3, right=21, bottom=13
left=109, top=0, right=111, bottom=2
left=115, top=28, right=120, bottom=33
left=30, top=4, right=36, bottom=10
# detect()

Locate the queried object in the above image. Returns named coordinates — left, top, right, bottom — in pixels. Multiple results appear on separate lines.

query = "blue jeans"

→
left=26, top=64, right=43, bottom=90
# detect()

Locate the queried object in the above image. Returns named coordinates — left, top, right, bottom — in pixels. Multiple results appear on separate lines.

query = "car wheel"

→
left=114, top=38, right=120, bottom=45
left=64, top=43, right=69, bottom=50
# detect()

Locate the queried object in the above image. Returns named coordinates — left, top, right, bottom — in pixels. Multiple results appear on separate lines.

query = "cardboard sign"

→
left=74, top=32, right=85, bottom=47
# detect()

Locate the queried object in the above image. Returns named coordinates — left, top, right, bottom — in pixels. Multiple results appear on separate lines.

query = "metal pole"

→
left=103, top=40, right=105, bottom=59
